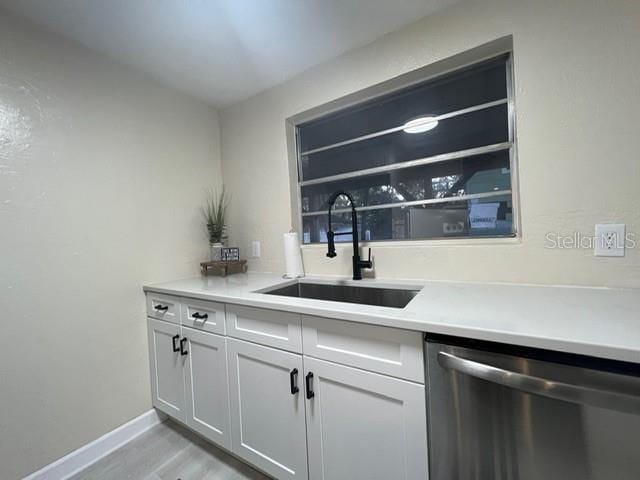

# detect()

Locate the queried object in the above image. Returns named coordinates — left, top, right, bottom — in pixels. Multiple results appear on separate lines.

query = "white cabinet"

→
left=304, top=356, right=428, bottom=480
left=145, top=295, right=429, bottom=480
left=183, top=327, right=231, bottom=449
left=147, top=318, right=231, bottom=449
left=148, top=318, right=186, bottom=421
left=227, top=338, right=308, bottom=480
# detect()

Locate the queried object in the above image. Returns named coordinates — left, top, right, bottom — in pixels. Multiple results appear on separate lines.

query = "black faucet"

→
left=326, top=191, right=372, bottom=280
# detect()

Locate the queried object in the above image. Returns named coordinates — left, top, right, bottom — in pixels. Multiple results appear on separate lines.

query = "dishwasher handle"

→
left=437, top=351, right=640, bottom=415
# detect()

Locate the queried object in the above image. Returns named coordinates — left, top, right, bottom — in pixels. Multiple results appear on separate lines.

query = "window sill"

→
left=300, top=235, right=521, bottom=249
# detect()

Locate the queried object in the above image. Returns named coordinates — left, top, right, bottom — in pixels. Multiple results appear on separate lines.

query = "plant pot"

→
left=209, top=242, right=223, bottom=261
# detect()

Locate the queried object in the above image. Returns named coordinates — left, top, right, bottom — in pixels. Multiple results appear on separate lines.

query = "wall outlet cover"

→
left=252, top=240, right=261, bottom=258
left=594, top=224, right=625, bottom=257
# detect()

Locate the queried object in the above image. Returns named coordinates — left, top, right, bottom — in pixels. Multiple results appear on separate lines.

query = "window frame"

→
left=285, top=36, right=520, bottom=246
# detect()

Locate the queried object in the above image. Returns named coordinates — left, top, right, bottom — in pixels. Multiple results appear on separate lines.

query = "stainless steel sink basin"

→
left=261, top=282, right=420, bottom=309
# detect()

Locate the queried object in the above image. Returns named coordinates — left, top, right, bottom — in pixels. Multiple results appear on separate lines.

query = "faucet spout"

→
left=326, top=191, right=373, bottom=280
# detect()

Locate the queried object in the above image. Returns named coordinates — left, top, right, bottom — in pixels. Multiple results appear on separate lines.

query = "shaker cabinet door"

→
left=183, top=327, right=231, bottom=449
left=227, top=338, right=308, bottom=480
left=148, top=318, right=186, bottom=422
left=304, top=357, right=428, bottom=480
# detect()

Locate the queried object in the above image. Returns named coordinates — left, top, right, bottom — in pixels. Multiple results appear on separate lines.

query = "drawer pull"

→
left=192, top=312, right=209, bottom=320
left=290, top=368, right=299, bottom=395
left=172, top=334, right=180, bottom=352
left=154, top=305, right=169, bottom=312
left=180, top=337, right=188, bottom=356
left=305, top=372, right=314, bottom=399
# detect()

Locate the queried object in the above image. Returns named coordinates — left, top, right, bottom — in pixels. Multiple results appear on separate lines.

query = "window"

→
left=293, top=53, right=517, bottom=244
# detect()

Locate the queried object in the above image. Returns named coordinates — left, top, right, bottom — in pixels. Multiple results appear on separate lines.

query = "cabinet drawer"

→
left=181, top=298, right=226, bottom=335
left=302, top=315, right=424, bottom=383
left=226, top=305, right=302, bottom=353
left=146, top=293, right=180, bottom=324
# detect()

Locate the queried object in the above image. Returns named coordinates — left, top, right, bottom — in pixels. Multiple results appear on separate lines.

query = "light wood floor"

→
left=70, top=420, right=271, bottom=480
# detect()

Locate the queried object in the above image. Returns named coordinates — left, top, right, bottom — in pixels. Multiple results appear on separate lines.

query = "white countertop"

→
left=144, top=273, right=640, bottom=364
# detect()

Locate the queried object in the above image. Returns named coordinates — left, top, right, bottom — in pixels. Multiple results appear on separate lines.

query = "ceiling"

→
left=0, top=0, right=458, bottom=108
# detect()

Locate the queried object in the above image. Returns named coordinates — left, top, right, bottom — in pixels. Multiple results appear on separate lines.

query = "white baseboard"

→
left=24, top=409, right=166, bottom=480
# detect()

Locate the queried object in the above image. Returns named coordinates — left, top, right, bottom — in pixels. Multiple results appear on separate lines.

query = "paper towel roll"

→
left=283, top=232, right=305, bottom=278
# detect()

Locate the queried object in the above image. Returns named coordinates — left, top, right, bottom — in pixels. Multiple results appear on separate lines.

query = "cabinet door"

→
left=148, top=318, right=186, bottom=422
left=304, top=357, right=428, bottom=480
left=183, top=327, right=231, bottom=449
left=227, top=338, right=308, bottom=480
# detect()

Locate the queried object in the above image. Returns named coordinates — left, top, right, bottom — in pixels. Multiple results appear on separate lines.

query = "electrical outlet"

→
left=594, top=224, right=625, bottom=257
left=252, top=240, right=261, bottom=258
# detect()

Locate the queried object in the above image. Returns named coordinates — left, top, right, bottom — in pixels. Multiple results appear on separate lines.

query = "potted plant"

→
left=203, top=187, right=228, bottom=261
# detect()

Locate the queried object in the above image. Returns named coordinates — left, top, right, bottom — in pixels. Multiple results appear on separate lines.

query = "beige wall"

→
left=220, top=0, right=640, bottom=288
left=2, top=1, right=640, bottom=477
left=0, top=10, right=221, bottom=479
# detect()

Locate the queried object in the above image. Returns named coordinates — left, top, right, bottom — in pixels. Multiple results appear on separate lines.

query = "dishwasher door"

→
left=425, top=338, right=640, bottom=480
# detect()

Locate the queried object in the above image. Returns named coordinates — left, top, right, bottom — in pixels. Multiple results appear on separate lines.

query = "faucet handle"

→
left=367, top=248, right=371, bottom=262
left=326, top=231, right=337, bottom=258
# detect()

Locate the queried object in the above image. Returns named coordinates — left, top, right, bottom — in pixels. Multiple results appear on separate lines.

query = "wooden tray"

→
left=200, top=260, right=248, bottom=277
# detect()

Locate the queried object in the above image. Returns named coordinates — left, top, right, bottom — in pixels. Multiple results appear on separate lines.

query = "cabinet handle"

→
left=154, top=305, right=169, bottom=312
left=305, top=372, right=314, bottom=399
left=290, top=368, right=299, bottom=395
left=171, top=334, right=180, bottom=353
left=180, top=337, right=188, bottom=356
left=192, top=312, right=208, bottom=320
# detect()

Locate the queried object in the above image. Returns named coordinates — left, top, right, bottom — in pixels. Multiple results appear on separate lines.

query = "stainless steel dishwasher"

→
left=425, top=335, right=640, bottom=480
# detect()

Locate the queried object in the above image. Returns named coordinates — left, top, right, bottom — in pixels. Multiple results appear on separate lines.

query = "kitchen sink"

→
left=261, top=281, right=420, bottom=309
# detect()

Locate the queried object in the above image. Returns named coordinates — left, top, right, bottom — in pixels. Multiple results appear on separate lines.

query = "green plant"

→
left=203, top=187, right=228, bottom=244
